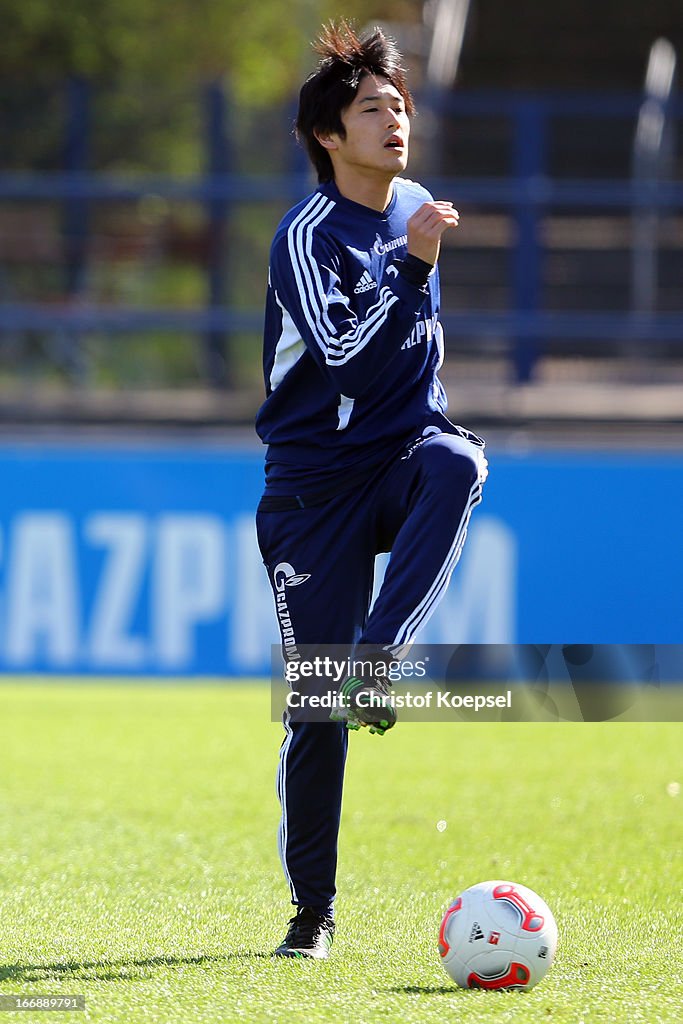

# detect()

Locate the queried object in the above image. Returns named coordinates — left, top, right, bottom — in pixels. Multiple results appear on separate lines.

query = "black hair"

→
left=295, top=21, right=415, bottom=183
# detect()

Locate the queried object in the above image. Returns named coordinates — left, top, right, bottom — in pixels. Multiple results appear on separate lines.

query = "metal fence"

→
left=1, top=81, right=682, bottom=390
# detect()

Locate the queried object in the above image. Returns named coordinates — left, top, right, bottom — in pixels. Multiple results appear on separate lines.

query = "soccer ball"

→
left=438, top=880, right=558, bottom=990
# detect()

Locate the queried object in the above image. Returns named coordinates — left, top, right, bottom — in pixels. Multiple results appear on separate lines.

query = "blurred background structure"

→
left=1, top=0, right=682, bottom=432
left=1, top=1, right=682, bottom=674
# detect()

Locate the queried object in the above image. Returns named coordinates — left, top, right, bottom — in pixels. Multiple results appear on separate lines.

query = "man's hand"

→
left=407, top=201, right=459, bottom=266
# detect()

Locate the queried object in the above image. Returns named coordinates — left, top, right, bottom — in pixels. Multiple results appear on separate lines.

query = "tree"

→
left=2, top=0, right=387, bottom=102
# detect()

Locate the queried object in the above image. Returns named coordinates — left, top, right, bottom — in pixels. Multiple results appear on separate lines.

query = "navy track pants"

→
left=256, top=428, right=487, bottom=911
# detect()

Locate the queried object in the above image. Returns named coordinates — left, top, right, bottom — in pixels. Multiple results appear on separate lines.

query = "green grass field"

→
left=1, top=683, right=681, bottom=1024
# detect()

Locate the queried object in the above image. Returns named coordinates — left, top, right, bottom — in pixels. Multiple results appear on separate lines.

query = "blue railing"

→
left=1, top=83, right=682, bottom=385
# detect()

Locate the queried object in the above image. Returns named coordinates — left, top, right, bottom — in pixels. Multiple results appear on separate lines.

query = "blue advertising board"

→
left=0, top=442, right=681, bottom=674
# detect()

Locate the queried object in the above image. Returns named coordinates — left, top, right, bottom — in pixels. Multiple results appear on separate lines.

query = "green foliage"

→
left=1, top=0, right=426, bottom=393
left=2, top=0, right=383, bottom=102
left=1, top=683, right=682, bottom=1023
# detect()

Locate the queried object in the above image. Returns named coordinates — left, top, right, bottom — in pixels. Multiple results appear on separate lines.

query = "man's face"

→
left=321, top=74, right=410, bottom=179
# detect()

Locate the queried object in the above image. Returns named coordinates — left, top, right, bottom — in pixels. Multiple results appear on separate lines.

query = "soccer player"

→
left=255, top=22, right=487, bottom=959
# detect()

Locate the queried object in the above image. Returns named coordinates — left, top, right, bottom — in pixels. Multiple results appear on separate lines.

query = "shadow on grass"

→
left=388, top=985, right=459, bottom=995
left=391, top=984, right=521, bottom=998
left=0, top=952, right=270, bottom=984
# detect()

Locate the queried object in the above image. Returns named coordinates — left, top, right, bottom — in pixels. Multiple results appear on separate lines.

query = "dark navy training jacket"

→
left=256, top=178, right=452, bottom=494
